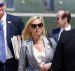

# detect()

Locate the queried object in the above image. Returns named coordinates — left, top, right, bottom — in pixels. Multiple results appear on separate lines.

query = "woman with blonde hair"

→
left=18, top=16, right=56, bottom=71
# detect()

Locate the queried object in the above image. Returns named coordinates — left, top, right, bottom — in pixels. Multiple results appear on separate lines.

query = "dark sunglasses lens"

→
left=0, top=2, right=4, bottom=7
left=31, top=23, right=43, bottom=29
left=31, top=24, right=36, bottom=28
left=38, top=23, right=43, bottom=27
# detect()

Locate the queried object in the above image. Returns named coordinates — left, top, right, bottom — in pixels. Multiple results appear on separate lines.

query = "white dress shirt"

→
left=1, top=12, right=13, bottom=59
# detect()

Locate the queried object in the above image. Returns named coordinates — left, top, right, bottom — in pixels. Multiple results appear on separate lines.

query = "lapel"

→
left=26, top=39, right=40, bottom=67
left=52, top=28, right=61, bottom=43
left=54, top=33, right=59, bottom=43
left=7, top=14, right=12, bottom=39
left=42, top=36, right=52, bottom=62
left=6, top=14, right=15, bottom=56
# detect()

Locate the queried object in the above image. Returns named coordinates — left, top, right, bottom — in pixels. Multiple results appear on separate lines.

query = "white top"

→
left=33, top=46, right=46, bottom=65
left=58, top=24, right=71, bottom=40
left=1, top=12, right=13, bottom=59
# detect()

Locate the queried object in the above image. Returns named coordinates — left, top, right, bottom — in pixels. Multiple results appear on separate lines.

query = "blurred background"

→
left=5, top=0, right=75, bottom=33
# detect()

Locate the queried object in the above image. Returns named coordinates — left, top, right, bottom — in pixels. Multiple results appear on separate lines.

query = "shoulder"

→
left=43, top=36, right=57, bottom=49
left=52, top=27, right=61, bottom=33
left=22, top=39, right=32, bottom=46
left=42, top=36, right=50, bottom=43
left=7, top=14, right=21, bottom=20
left=59, top=29, right=75, bottom=43
left=47, top=27, right=61, bottom=37
left=22, top=39, right=30, bottom=46
left=52, top=27, right=61, bottom=31
left=7, top=14, right=24, bottom=27
left=48, top=27, right=61, bottom=34
left=61, top=29, right=75, bottom=37
left=21, top=40, right=29, bottom=51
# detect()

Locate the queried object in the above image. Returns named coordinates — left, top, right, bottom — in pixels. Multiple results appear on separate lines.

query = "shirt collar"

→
left=64, top=24, right=71, bottom=31
left=1, top=12, right=6, bottom=22
left=61, top=24, right=71, bottom=31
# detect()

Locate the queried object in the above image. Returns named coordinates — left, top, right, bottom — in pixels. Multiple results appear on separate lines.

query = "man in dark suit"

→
left=0, top=0, right=24, bottom=71
left=47, top=10, right=72, bottom=43
left=51, top=29, right=75, bottom=71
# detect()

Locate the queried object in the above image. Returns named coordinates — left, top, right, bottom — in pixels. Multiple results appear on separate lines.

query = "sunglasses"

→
left=0, top=2, right=4, bottom=7
left=31, top=23, right=43, bottom=29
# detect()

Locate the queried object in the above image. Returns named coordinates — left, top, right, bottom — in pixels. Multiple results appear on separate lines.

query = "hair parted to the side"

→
left=21, top=16, right=46, bottom=40
left=62, top=10, right=71, bottom=23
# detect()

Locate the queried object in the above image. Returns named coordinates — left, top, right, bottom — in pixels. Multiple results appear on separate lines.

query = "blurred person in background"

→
left=18, top=16, right=56, bottom=71
left=0, top=0, right=24, bottom=71
left=44, top=0, right=54, bottom=11
left=47, top=10, right=72, bottom=43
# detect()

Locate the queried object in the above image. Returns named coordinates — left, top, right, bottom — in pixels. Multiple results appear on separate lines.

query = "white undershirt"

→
left=33, top=46, right=46, bottom=65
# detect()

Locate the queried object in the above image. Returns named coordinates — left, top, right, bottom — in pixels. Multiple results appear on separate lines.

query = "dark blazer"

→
left=0, top=14, right=24, bottom=71
left=47, top=26, right=73, bottom=43
left=47, top=28, right=61, bottom=43
left=52, top=29, right=75, bottom=71
left=6, top=14, right=24, bottom=57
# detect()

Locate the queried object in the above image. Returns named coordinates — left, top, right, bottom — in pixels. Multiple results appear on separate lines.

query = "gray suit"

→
left=18, top=36, right=56, bottom=71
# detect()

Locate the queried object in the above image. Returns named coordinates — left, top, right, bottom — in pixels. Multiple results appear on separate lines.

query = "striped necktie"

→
left=0, top=21, right=6, bottom=63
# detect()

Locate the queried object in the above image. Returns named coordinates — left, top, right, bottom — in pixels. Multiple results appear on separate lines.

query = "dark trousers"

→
left=0, top=58, right=18, bottom=71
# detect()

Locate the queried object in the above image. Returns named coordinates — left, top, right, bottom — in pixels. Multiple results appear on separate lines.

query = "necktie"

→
left=58, top=29, right=64, bottom=41
left=0, top=21, right=6, bottom=63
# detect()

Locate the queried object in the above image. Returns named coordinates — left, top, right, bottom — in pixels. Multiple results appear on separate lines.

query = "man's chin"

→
left=0, top=12, right=4, bottom=17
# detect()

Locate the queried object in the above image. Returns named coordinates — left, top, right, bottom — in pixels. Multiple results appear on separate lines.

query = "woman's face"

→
left=29, top=18, right=43, bottom=37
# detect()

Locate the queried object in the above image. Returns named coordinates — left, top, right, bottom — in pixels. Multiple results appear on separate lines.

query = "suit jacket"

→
left=47, top=28, right=61, bottom=43
left=18, top=36, right=55, bottom=71
left=6, top=14, right=24, bottom=58
left=47, top=26, right=73, bottom=43
left=52, top=29, right=75, bottom=71
left=0, top=13, right=24, bottom=71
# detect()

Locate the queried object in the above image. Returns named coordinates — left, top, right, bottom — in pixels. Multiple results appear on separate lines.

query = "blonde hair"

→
left=22, top=16, right=46, bottom=40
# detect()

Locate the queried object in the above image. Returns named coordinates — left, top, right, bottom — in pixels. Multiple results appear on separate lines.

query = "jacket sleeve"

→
left=51, top=36, right=64, bottom=71
left=18, top=42, right=28, bottom=71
